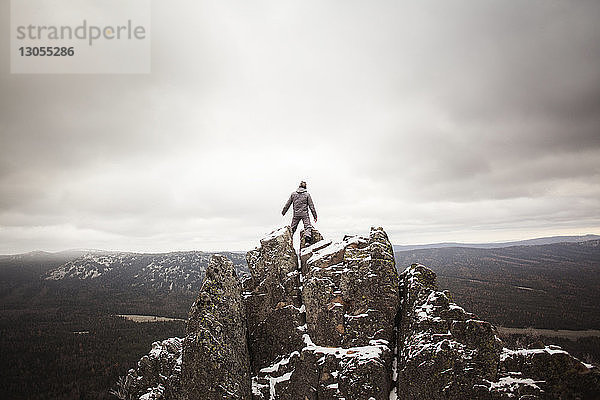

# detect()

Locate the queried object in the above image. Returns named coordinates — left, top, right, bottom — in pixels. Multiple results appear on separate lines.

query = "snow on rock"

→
left=110, top=337, right=182, bottom=400
left=302, top=227, right=399, bottom=349
left=498, top=343, right=599, bottom=398
left=487, top=375, right=544, bottom=397
left=250, top=226, right=398, bottom=400
left=397, top=264, right=503, bottom=399
left=397, top=263, right=600, bottom=399
left=113, top=227, right=600, bottom=400
left=261, top=226, right=290, bottom=242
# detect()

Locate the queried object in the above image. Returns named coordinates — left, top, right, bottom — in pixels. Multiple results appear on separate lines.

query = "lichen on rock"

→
left=181, top=254, right=251, bottom=400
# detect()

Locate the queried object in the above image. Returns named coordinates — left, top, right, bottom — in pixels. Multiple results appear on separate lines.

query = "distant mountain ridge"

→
left=43, top=250, right=248, bottom=293
left=1, top=235, right=597, bottom=300
left=394, top=239, right=600, bottom=330
left=14, top=250, right=250, bottom=293
left=393, top=234, right=600, bottom=252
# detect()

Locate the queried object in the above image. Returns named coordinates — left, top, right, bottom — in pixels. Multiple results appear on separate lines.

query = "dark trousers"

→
left=291, top=215, right=312, bottom=237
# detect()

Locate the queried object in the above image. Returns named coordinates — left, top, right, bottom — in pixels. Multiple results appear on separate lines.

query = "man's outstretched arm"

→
left=308, top=194, right=317, bottom=221
left=282, top=195, right=293, bottom=216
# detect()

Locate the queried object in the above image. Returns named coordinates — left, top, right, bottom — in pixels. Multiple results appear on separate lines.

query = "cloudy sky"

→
left=1, top=0, right=599, bottom=253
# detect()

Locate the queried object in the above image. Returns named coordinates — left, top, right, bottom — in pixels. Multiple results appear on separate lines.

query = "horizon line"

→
left=2, top=233, right=598, bottom=257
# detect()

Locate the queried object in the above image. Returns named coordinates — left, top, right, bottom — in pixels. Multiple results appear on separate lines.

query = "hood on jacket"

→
left=296, top=187, right=307, bottom=193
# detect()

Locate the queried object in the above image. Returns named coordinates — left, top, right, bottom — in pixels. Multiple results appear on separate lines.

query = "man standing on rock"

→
left=282, top=181, right=318, bottom=244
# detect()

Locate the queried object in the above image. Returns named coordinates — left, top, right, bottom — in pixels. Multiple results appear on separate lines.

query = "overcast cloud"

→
left=1, top=0, right=599, bottom=253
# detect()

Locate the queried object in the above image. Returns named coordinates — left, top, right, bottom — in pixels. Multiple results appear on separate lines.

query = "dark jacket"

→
left=282, top=187, right=317, bottom=219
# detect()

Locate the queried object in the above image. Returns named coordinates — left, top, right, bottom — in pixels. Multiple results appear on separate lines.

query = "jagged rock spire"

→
left=243, top=226, right=305, bottom=372
left=396, top=264, right=503, bottom=398
left=181, top=254, right=251, bottom=400
left=301, top=226, right=399, bottom=348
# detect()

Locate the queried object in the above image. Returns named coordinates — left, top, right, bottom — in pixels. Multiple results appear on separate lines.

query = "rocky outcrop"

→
left=181, top=254, right=251, bottom=400
left=251, top=226, right=400, bottom=400
left=242, top=227, right=305, bottom=372
left=114, top=226, right=599, bottom=400
left=301, top=227, right=399, bottom=348
left=497, top=345, right=600, bottom=399
left=396, top=264, right=503, bottom=399
left=396, top=263, right=600, bottom=400
left=111, top=337, right=182, bottom=400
